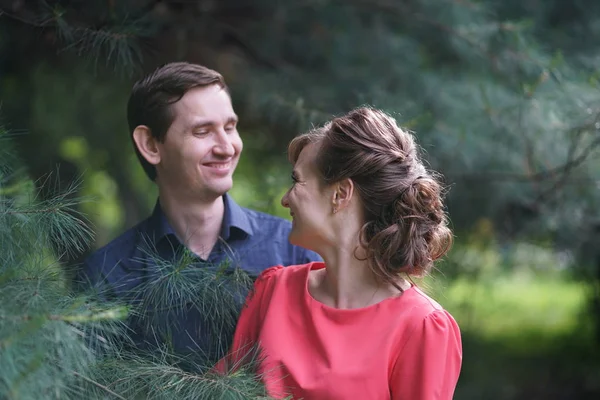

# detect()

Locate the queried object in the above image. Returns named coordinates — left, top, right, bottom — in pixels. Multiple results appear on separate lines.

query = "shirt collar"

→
left=221, top=193, right=254, bottom=240
left=145, top=193, right=253, bottom=244
left=146, top=200, right=176, bottom=244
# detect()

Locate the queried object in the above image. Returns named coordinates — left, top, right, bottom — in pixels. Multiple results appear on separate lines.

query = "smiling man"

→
left=79, top=62, right=320, bottom=360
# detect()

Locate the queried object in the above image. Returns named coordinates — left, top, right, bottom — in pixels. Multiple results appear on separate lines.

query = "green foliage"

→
left=433, top=239, right=584, bottom=342
left=82, top=353, right=269, bottom=400
left=2, top=1, right=600, bottom=398
left=0, top=125, right=126, bottom=399
left=229, top=0, right=600, bottom=247
left=0, top=127, right=270, bottom=399
left=3, top=0, right=599, bottom=250
left=427, top=243, right=600, bottom=400
left=130, top=243, right=254, bottom=361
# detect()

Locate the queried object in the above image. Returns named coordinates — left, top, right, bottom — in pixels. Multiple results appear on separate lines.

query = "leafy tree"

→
left=2, top=0, right=598, bottom=244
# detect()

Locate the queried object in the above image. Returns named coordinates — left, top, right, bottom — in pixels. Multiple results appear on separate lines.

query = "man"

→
left=80, top=62, right=319, bottom=361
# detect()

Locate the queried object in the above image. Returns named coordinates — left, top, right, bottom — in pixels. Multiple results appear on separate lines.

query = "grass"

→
left=421, top=271, right=600, bottom=399
left=439, top=275, right=587, bottom=345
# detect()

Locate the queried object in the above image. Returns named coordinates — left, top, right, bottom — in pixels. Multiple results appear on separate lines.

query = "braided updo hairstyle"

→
left=288, top=107, right=453, bottom=283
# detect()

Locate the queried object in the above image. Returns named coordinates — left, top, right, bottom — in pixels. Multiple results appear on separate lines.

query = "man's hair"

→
left=288, top=107, right=453, bottom=285
left=127, top=62, right=228, bottom=181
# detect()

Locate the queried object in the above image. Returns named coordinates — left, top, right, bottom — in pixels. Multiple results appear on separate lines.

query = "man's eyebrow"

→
left=188, top=116, right=238, bottom=130
left=189, top=121, right=214, bottom=130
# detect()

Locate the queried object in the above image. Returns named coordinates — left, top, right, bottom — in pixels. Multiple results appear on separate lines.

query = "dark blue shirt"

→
left=80, top=193, right=320, bottom=361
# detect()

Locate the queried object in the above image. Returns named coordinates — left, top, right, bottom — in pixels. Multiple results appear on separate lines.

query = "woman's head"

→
left=285, top=107, right=452, bottom=280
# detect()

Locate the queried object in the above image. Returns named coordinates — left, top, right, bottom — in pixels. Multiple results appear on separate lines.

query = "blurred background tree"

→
left=1, top=0, right=599, bottom=398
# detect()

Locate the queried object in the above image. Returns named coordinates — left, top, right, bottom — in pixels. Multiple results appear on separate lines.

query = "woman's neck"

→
left=319, top=257, right=379, bottom=309
left=314, top=241, right=408, bottom=309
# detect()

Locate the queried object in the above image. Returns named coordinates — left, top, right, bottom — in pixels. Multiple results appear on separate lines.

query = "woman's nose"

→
left=281, top=190, right=290, bottom=208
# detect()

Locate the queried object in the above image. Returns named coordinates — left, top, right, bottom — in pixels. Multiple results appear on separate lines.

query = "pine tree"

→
left=3, top=0, right=598, bottom=248
left=0, top=126, right=271, bottom=399
left=2, top=1, right=600, bottom=396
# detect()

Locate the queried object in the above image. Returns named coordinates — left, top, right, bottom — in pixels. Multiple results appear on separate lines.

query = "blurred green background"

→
left=1, top=0, right=600, bottom=398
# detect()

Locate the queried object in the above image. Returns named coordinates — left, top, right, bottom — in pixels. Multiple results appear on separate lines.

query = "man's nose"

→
left=213, top=130, right=235, bottom=156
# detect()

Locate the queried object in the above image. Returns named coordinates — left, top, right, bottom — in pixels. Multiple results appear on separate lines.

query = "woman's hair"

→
left=288, top=107, right=453, bottom=282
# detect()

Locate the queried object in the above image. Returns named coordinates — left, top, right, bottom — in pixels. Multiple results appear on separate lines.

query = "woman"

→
left=224, top=107, right=462, bottom=399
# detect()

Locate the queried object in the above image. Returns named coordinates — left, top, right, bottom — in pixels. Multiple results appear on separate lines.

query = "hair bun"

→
left=287, top=106, right=452, bottom=280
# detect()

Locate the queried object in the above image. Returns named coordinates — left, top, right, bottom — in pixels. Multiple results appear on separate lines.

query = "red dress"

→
left=227, top=262, right=462, bottom=400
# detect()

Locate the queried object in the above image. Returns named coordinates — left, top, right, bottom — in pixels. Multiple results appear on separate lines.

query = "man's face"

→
left=155, top=84, right=242, bottom=202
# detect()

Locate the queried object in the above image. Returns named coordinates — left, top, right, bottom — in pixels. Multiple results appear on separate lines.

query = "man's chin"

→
left=209, top=180, right=233, bottom=195
left=189, top=183, right=232, bottom=202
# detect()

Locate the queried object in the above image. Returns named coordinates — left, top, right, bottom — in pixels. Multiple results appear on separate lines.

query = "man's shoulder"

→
left=83, top=218, right=148, bottom=272
left=234, top=205, right=322, bottom=266
left=241, top=206, right=292, bottom=233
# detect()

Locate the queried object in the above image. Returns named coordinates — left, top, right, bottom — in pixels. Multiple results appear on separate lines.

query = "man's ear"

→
left=132, top=125, right=161, bottom=165
left=332, top=178, right=355, bottom=212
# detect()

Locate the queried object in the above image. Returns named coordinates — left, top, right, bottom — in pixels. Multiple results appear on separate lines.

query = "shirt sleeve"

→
left=217, top=265, right=283, bottom=373
left=390, top=310, right=462, bottom=400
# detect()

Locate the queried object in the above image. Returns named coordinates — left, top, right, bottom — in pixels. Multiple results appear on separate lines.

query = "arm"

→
left=390, top=310, right=462, bottom=400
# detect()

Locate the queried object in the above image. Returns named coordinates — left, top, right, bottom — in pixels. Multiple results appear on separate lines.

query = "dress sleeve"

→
left=217, top=265, right=283, bottom=372
left=390, top=310, right=462, bottom=400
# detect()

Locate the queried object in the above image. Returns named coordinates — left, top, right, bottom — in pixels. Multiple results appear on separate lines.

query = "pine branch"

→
left=71, top=371, right=127, bottom=400
left=91, top=352, right=270, bottom=400
left=0, top=2, right=150, bottom=73
left=1, top=172, right=95, bottom=259
left=63, top=24, right=145, bottom=71
left=132, top=251, right=252, bottom=358
left=0, top=306, right=128, bottom=324
left=0, top=7, right=56, bottom=28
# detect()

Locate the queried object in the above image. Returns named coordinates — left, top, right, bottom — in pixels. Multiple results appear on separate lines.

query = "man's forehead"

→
left=171, top=97, right=236, bottom=127
left=173, top=85, right=232, bottom=109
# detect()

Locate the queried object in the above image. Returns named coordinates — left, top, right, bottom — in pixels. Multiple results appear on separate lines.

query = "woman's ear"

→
left=132, top=125, right=161, bottom=165
left=332, top=178, right=355, bottom=212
